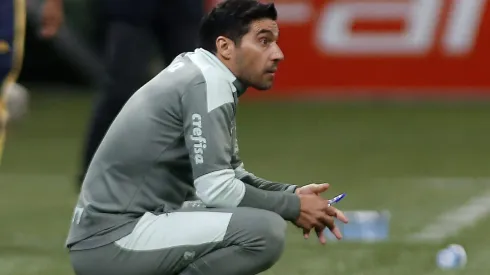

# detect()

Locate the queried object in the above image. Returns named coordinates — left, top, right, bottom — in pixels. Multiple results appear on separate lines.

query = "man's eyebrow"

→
left=256, top=29, right=274, bottom=36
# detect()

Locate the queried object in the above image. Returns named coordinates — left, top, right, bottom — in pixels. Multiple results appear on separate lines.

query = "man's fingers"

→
left=330, top=226, right=343, bottom=240
left=334, top=208, right=349, bottom=224
left=314, top=183, right=330, bottom=193
left=303, top=228, right=310, bottom=239
left=316, top=227, right=326, bottom=244
left=303, top=225, right=327, bottom=244
left=326, top=206, right=349, bottom=224
left=325, top=218, right=343, bottom=240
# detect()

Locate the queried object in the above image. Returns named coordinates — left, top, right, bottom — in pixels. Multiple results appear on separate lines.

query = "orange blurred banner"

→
left=207, top=0, right=490, bottom=98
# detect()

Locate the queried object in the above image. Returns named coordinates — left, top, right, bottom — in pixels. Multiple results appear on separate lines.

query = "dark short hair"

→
left=198, top=0, right=278, bottom=53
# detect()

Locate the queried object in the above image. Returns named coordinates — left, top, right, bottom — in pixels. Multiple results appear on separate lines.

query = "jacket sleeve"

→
left=181, top=79, right=300, bottom=221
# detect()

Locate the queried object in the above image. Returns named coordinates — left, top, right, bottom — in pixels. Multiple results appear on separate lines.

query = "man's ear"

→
left=216, top=36, right=234, bottom=60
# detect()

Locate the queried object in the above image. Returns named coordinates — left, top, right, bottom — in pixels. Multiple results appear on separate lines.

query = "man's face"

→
left=234, top=19, right=284, bottom=90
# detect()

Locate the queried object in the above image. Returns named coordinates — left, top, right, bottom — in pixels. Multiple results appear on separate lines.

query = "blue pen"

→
left=328, top=193, right=346, bottom=206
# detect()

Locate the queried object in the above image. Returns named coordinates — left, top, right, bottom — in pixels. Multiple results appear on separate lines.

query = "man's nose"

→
left=271, top=43, right=284, bottom=62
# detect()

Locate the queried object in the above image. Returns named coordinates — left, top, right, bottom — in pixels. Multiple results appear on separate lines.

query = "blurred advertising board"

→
left=207, top=0, right=490, bottom=98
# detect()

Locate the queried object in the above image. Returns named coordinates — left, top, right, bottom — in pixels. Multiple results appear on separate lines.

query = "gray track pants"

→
left=69, top=207, right=288, bottom=275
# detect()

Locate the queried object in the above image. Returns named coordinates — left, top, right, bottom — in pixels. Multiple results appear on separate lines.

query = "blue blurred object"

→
left=324, top=210, right=391, bottom=242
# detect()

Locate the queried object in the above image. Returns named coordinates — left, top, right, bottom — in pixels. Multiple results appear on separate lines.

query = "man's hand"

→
left=294, top=194, right=348, bottom=245
left=307, top=204, right=348, bottom=245
left=296, top=183, right=343, bottom=243
left=40, top=0, right=64, bottom=38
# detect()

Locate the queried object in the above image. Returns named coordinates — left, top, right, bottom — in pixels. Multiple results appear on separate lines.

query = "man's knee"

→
left=229, top=208, right=287, bottom=267
left=254, top=209, right=287, bottom=267
left=250, top=208, right=287, bottom=242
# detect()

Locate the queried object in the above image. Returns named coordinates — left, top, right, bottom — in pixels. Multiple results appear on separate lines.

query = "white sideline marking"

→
left=408, top=189, right=490, bottom=242
left=377, top=177, right=490, bottom=187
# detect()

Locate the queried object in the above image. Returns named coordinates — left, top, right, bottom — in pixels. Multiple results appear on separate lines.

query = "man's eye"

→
left=259, top=38, right=269, bottom=45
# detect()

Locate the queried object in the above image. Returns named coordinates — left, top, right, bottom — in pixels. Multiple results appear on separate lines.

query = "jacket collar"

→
left=195, top=48, right=247, bottom=96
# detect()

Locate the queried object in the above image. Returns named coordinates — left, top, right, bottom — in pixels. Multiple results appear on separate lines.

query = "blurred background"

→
left=1, top=0, right=490, bottom=274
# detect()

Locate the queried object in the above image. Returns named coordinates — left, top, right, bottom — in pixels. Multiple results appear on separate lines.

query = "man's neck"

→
left=214, top=53, right=248, bottom=97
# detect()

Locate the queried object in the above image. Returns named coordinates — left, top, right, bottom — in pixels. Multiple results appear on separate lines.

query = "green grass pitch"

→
left=1, top=87, right=490, bottom=274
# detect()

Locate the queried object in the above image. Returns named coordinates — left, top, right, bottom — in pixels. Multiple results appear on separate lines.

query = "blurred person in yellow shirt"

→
left=0, top=0, right=64, bottom=164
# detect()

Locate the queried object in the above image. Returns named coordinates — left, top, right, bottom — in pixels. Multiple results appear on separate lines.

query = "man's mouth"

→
left=266, top=68, right=277, bottom=74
